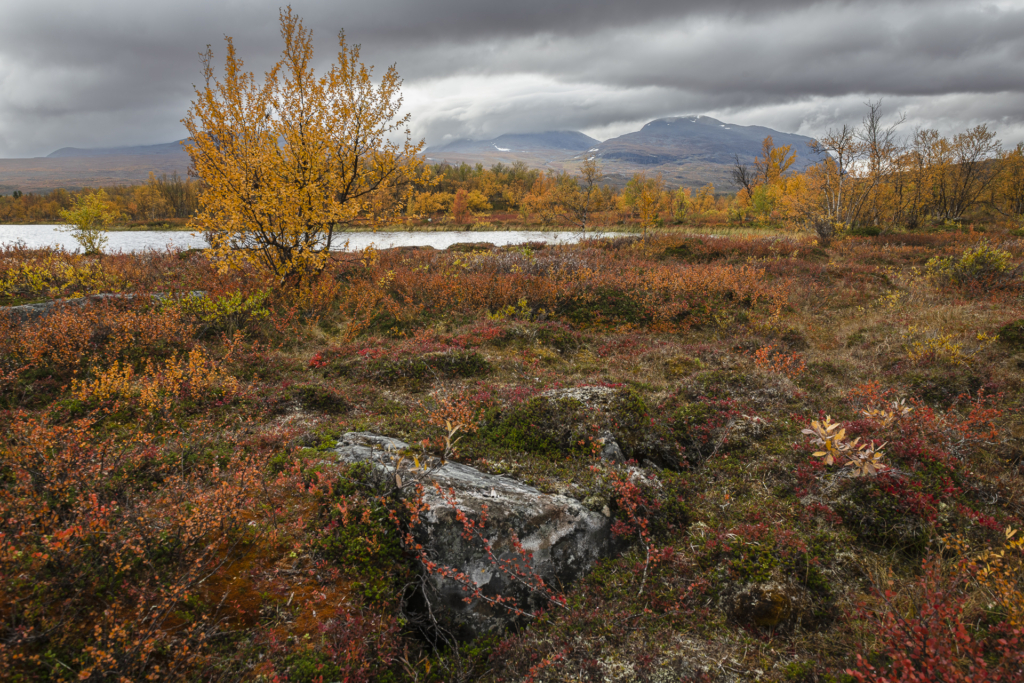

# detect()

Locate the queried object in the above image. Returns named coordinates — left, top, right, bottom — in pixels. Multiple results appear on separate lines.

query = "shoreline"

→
left=0, top=221, right=801, bottom=238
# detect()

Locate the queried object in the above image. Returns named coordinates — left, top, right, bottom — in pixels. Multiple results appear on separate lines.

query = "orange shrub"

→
left=0, top=410, right=270, bottom=680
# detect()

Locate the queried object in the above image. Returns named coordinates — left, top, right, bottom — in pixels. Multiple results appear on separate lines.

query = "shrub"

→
left=925, top=242, right=1015, bottom=287
left=849, top=557, right=1024, bottom=682
left=58, top=190, right=122, bottom=255
left=164, top=289, right=270, bottom=337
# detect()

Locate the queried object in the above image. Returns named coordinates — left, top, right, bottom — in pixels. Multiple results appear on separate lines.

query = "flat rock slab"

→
left=334, top=432, right=616, bottom=637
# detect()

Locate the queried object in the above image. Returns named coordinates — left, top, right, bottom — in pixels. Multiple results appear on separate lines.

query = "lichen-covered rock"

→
left=334, top=432, right=616, bottom=638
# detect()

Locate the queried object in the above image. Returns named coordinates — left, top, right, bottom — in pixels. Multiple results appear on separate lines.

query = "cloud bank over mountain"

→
left=2, top=0, right=1023, bottom=158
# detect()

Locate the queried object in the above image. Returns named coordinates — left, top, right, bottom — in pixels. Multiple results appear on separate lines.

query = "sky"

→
left=1, top=0, right=1023, bottom=158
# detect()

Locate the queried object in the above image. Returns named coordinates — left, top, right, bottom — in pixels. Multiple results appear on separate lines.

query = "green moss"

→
left=560, top=286, right=649, bottom=326
left=282, top=652, right=342, bottom=683
left=366, top=350, right=490, bottom=387
left=783, top=661, right=816, bottom=681
left=291, top=383, right=350, bottom=414
left=480, top=388, right=674, bottom=468
left=688, top=369, right=749, bottom=400
left=902, top=366, right=983, bottom=407
left=535, top=323, right=583, bottom=355
left=997, top=319, right=1024, bottom=351
left=482, top=396, right=595, bottom=458
left=607, top=389, right=665, bottom=460
left=846, top=329, right=868, bottom=347
left=835, top=478, right=932, bottom=557
left=311, top=464, right=412, bottom=603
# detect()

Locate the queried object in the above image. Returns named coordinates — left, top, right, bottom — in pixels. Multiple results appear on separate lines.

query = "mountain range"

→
left=426, top=116, right=820, bottom=190
left=0, top=141, right=193, bottom=195
left=1, top=117, right=820, bottom=193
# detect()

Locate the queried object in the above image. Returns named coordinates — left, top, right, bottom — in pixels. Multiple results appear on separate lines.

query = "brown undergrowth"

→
left=1, top=229, right=1023, bottom=681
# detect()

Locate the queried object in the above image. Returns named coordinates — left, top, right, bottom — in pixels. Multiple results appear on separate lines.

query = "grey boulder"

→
left=334, top=432, right=617, bottom=638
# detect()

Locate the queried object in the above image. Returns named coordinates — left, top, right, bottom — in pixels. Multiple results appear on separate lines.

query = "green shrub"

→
left=848, top=225, right=881, bottom=237
left=560, top=286, right=649, bottom=326
left=164, top=289, right=270, bottom=337
left=925, top=242, right=1013, bottom=287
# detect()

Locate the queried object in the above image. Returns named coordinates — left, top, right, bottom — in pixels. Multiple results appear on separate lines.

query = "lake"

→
left=0, top=225, right=621, bottom=253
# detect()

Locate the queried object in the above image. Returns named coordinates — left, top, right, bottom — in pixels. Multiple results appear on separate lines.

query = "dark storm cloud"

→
left=1, top=0, right=1022, bottom=158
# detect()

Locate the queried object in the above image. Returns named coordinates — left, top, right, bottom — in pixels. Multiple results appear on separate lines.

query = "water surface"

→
left=0, top=225, right=619, bottom=253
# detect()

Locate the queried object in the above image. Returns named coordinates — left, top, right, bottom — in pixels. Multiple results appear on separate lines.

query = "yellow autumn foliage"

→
left=182, top=8, right=429, bottom=281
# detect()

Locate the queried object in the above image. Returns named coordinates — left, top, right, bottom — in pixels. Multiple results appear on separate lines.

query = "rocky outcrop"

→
left=334, top=432, right=617, bottom=637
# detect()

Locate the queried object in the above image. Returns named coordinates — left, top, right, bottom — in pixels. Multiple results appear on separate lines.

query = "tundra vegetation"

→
left=2, top=11, right=1024, bottom=683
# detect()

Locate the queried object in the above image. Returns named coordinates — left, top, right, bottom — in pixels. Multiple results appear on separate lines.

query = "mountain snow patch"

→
left=493, top=144, right=511, bottom=152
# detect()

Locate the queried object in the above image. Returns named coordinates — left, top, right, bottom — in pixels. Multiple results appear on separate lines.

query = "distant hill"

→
left=47, top=140, right=190, bottom=159
left=593, top=115, right=819, bottom=171
left=427, top=131, right=599, bottom=156
left=0, top=141, right=192, bottom=193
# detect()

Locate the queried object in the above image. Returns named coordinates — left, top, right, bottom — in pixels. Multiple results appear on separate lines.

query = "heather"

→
left=1, top=225, right=1023, bottom=682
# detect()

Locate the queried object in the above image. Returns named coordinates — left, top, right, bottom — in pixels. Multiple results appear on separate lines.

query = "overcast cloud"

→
left=1, top=0, right=1023, bottom=157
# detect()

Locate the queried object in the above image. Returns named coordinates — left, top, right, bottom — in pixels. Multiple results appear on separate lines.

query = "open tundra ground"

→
left=2, top=229, right=1024, bottom=682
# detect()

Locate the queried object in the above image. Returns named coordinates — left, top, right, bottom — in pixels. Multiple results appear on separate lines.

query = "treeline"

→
left=4, top=111, right=1023, bottom=236
left=0, top=172, right=202, bottom=224
left=727, top=103, right=1024, bottom=242
left=406, top=120, right=1024, bottom=235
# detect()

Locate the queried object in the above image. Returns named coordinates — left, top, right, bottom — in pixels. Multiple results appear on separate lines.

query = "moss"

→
left=664, top=354, right=704, bottom=379
left=783, top=661, right=816, bottom=681
left=311, top=464, right=413, bottom=603
left=997, top=319, right=1024, bottom=351
left=535, top=323, right=583, bottom=355
left=367, top=350, right=489, bottom=387
left=834, top=477, right=933, bottom=557
left=902, top=366, right=983, bottom=408
left=267, top=451, right=296, bottom=475
left=606, top=389, right=670, bottom=462
left=481, top=396, right=596, bottom=458
left=560, top=286, right=649, bottom=326
left=291, top=383, right=350, bottom=414
left=846, top=329, right=868, bottom=347
left=776, top=327, right=810, bottom=351
left=665, top=398, right=742, bottom=466
left=282, top=652, right=342, bottom=683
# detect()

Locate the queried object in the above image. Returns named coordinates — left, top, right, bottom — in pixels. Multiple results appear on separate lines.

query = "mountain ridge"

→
left=420, top=116, right=821, bottom=190
left=2, top=118, right=821, bottom=192
left=47, top=140, right=191, bottom=159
